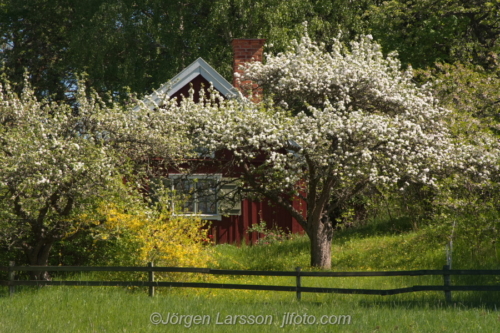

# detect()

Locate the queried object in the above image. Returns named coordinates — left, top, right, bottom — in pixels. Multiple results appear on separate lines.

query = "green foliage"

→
left=366, top=0, right=500, bottom=69
left=410, top=61, right=500, bottom=258
left=429, top=179, right=500, bottom=267
left=205, top=0, right=374, bottom=74
left=0, top=0, right=376, bottom=103
left=369, top=175, right=500, bottom=270
left=375, top=183, right=437, bottom=230
left=415, top=62, right=500, bottom=132
left=246, top=221, right=298, bottom=246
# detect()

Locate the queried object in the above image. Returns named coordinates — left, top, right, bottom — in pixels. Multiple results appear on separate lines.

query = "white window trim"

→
left=169, top=173, right=222, bottom=221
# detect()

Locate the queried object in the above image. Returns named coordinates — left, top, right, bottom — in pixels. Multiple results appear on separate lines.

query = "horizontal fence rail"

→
left=2, top=263, right=500, bottom=301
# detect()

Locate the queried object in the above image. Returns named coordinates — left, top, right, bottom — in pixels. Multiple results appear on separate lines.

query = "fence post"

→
left=8, top=261, right=15, bottom=296
left=443, top=264, right=452, bottom=303
left=148, top=262, right=155, bottom=297
left=296, top=267, right=302, bottom=301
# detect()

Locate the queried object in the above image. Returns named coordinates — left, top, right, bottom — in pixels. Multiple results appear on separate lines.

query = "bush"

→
left=90, top=200, right=213, bottom=282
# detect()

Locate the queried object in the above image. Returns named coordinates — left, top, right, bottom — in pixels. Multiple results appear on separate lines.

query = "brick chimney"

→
left=231, top=38, right=266, bottom=103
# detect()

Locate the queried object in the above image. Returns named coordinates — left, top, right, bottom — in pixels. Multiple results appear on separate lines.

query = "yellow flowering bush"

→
left=94, top=201, right=213, bottom=277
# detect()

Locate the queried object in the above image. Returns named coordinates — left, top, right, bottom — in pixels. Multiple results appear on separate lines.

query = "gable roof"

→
left=137, top=58, right=239, bottom=110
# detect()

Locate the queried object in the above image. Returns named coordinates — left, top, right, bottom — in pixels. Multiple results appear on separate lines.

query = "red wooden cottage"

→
left=144, top=39, right=305, bottom=244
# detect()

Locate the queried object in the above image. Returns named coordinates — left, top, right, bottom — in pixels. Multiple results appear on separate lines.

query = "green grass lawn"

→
left=2, top=220, right=500, bottom=332
left=2, top=285, right=500, bottom=333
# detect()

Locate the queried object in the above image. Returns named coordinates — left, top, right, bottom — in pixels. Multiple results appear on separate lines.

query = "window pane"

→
left=196, top=179, right=217, bottom=214
left=173, top=179, right=195, bottom=213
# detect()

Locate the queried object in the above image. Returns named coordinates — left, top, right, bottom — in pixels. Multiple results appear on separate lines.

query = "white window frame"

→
left=168, top=174, right=222, bottom=221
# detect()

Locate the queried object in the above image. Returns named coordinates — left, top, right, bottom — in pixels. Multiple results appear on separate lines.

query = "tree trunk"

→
left=308, top=214, right=334, bottom=269
left=25, top=241, right=54, bottom=280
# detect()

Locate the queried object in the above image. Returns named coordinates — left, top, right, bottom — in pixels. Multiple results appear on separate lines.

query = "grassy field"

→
left=1, top=285, right=500, bottom=333
left=2, top=218, right=500, bottom=332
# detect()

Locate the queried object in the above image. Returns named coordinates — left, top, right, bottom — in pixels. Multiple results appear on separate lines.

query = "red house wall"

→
left=208, top=198, right=305, bottom=245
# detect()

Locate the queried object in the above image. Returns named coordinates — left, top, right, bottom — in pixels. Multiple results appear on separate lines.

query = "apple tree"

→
left=156, top=30, right=498, bottom=268
left=0, top=78, right=190, bottom=278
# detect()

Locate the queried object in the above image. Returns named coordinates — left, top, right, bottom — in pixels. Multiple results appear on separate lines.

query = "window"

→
left=150, top=174, right=241, bottom=220
left=171, top=174, right=219, bottom=218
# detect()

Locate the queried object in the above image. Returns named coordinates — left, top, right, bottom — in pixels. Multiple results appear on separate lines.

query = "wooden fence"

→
left=2, top=262, right=500, bottom=301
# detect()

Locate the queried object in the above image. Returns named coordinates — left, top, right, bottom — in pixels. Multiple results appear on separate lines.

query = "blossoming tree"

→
left=158, top=31, right=498, bottom=268
left=0, top=78, right=190, bottom=278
